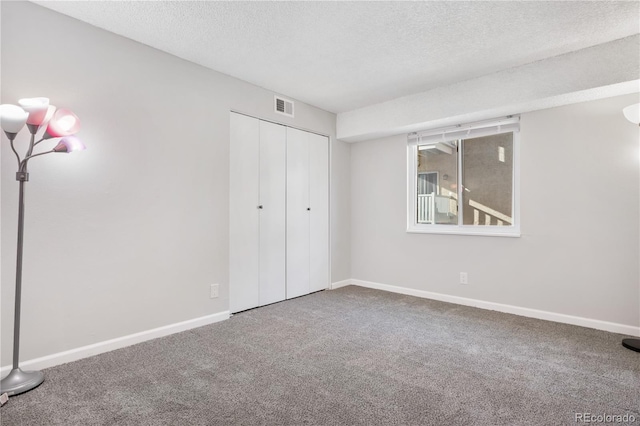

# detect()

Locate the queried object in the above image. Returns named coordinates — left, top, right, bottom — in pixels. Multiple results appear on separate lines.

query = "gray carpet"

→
left=1, top=286, right=639, bottom=425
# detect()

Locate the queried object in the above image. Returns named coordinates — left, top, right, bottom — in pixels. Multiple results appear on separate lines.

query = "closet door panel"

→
left=230, top=113, right=260, bottom=313
left=309, top=134, right=330, bottom=293
left=286, top=127, right=310, bottom=299
left=259, top=121, right=287, bottom=305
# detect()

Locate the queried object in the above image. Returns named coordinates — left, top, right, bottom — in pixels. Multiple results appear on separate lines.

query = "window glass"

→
left=416, top=142, right=457, bottom=225
left=461, top=133, right=513, bottom=226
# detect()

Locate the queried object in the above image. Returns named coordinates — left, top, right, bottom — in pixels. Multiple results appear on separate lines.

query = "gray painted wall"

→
left=337, top=35, right=640, bottom=142
left=351, top=93, right=640, bottom=327
left=1, top=1, right=635, bottom=368
left=0, top=2, right=351, bottom=364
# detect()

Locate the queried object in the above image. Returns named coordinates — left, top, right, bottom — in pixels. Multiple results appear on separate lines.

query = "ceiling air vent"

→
left=274, top=96, right=294, bottom=118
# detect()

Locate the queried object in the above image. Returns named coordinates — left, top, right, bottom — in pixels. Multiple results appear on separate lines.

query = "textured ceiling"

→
left=32, top=1, right=640, bottom=114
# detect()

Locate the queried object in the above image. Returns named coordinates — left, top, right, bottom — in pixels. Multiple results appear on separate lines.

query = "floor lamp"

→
left=622, top=101, right=640, bottom=353
left=0, top=98, right=85, bottom=396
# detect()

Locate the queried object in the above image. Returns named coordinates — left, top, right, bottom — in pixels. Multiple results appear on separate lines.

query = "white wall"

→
left=350, top=93, right=640, bottom=328
left=0, top=1, right=350, bottom=365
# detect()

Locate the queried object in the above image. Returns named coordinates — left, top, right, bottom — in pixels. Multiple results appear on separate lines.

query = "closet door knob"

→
left=258, top=205, right=263, bottom=209
left=307, top=207, right=311, bottom=211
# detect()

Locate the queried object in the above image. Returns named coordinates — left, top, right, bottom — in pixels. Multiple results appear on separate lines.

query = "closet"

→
left=229, top=112, right=329, bottom=313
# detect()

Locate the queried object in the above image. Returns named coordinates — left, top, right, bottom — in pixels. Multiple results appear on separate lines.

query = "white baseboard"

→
left=1, top=311, right=230, bottom=376
left=4, top=280, right=637, bottom=376
left=344, top=279, right=640, bottom=337
left=330, top=279, right=353, bottom=290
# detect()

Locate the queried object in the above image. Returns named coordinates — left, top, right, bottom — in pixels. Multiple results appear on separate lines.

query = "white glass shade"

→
left=53, top=136, right=86, bottom=153
left=41, top=105, right=57, bottom=127
left=0, top=104, right=29, bottom=134
left=18, top=97, right=50, bottom=126
left=623, top=103, right=640, bottom=125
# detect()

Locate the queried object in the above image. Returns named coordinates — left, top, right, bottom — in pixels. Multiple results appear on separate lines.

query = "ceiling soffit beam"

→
left=337, top=35, right=640, bottom=143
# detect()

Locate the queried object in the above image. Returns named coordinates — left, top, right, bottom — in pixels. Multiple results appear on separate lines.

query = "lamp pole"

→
left=0, top=163, right=45, bottom=395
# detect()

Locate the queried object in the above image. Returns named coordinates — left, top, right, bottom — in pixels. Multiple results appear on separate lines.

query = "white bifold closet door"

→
left=286, top=127, right=311, bottom=299
left=286, top=128, right=329, bottom=298
left=230, top=113, right=260, bottom=312
left=258, top=120, right=286, bottom=305
left=230, top=113, right=286, bottom=312
left=230, top=112, right=328, bottom=312
left=308, top=132, right=329, bottom=293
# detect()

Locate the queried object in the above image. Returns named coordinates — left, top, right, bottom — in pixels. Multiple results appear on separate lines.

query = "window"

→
left=407, top=116, right=520, bottom=236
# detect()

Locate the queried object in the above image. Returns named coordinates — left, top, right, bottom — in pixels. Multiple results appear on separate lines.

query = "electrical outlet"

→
left=210, top=284, right=219, bottom=299
left=460, top=272, right=468, bottom=285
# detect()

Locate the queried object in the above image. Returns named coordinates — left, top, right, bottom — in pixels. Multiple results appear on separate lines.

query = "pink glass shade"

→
left=18, top=97, right=50, bottom=126
left=53, top=136, right=86, bottom=153
left=44, top=108, right=80, bottom=139
left=0, top=104, right=29, bottom=134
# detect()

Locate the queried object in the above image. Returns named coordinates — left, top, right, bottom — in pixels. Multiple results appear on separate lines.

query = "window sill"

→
left=406, top=224, right=521, bottom=238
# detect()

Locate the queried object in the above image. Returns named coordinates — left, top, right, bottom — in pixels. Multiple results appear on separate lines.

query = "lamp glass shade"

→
left=45, top=108, right=80, bottom=138
left=0, top=104, right=29, bottom=134
left=41, top=105, right=57, bottom=127
left=623, top=103, right=640, bottom=125
left=53, top=136, right=86, bottom=153
left=18, top=97, right=50, bottom=126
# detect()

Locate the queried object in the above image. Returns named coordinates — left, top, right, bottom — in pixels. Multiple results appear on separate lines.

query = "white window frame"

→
left=407, top=116, right=521, bottom=237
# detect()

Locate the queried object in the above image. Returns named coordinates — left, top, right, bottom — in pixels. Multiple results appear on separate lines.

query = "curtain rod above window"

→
left=408, top=116, right=520, bottom=146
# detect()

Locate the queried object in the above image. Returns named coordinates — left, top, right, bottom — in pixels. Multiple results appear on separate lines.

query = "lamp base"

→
left=0, top=368, right=44, bottom=396
left=622, top=338, right=640, bottom=353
